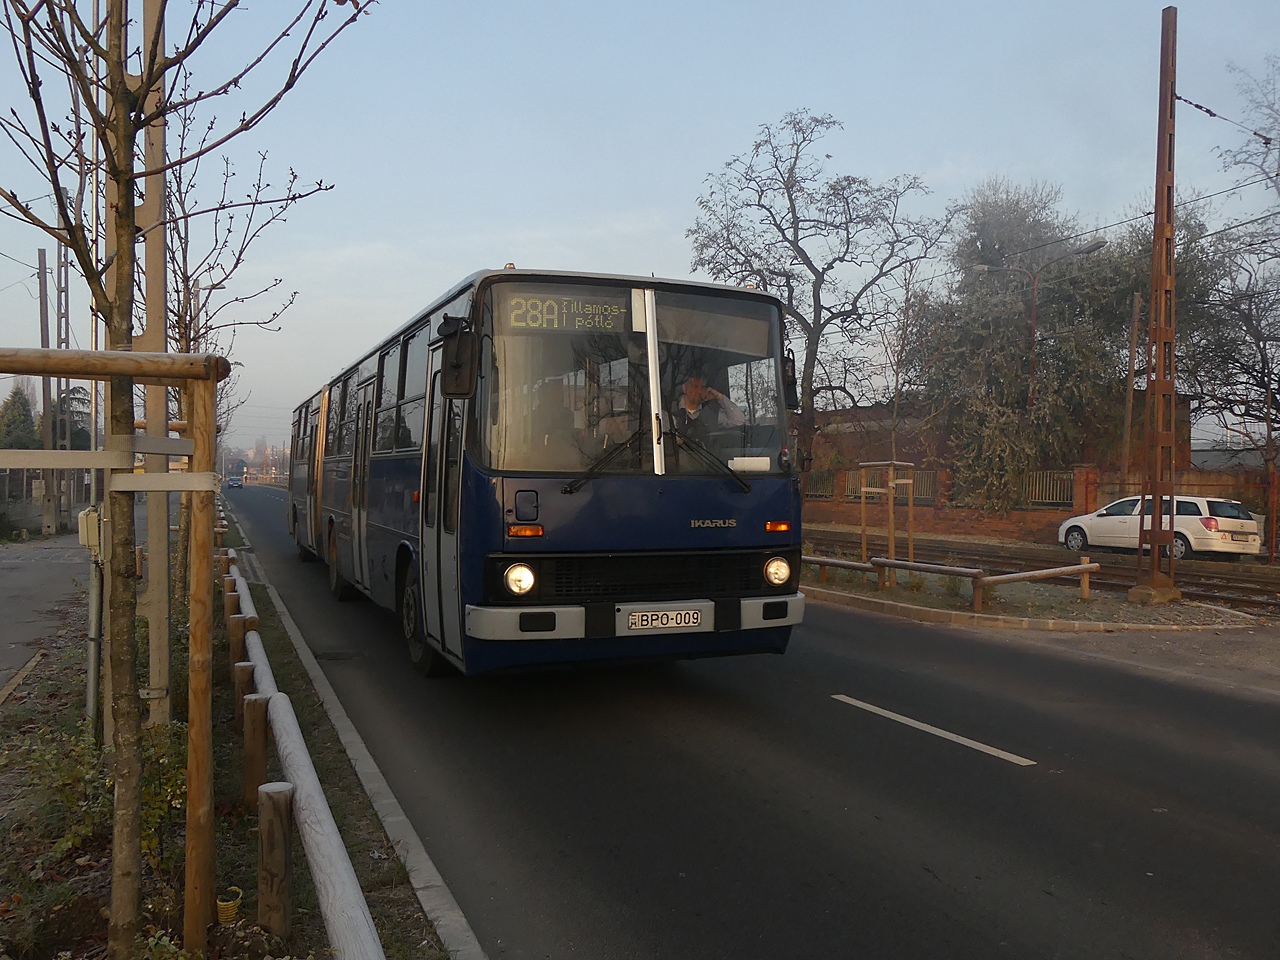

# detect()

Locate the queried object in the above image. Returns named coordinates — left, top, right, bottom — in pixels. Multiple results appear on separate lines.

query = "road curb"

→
left=804, top=585, right=1249, bottom=632
left=222, top=499, right=490, bottom=960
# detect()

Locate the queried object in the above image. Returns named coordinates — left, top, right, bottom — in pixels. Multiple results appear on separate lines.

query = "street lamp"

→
left=974, top=238, right=1108, bottom=407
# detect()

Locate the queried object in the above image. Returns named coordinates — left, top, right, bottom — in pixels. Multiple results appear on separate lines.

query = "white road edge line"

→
left=832, top=694, right=1036, bottom=766
left=223, top=498, right=490, bottom=960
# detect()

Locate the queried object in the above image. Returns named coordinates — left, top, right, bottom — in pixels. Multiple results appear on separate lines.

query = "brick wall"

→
left=803, top=462, right=1274, bottom=546
left=803, top=497, right=1071, bottom=544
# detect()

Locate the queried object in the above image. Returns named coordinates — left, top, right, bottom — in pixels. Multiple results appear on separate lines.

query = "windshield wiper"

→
left=562, top=425, right=647, bottom=494
left=667, top=425, right=752, bottom=493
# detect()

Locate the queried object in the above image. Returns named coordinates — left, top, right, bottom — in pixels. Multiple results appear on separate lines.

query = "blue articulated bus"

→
left=288, top=268, right=805, bottom=675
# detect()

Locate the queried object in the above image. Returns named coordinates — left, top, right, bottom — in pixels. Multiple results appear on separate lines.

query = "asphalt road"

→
left=227, top=483, right=1280, bottom=960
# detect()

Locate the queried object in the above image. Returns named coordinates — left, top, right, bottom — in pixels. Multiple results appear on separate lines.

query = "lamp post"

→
left=974, top=238, right=1107, bottom=407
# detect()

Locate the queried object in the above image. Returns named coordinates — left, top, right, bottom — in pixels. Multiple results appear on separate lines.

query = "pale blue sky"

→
left=1, top=1, right=1277, bottom=447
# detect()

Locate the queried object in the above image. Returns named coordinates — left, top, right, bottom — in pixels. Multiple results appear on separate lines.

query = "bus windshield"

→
left=657, top=290, right=784, bottom=475
left=476, top=281, right=786, bottom=476
left=477, top=283, right=653, bottom=473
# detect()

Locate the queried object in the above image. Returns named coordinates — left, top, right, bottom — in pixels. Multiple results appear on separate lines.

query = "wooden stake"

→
left=233, top=662, right=255, bottom=731
left=258, top=781, right=294, bottom=938
left=223, top=581, right=239, bottom=623
left=228, top=614, right=246, bottom=667
left=184, top=377, right=217, bottom=951
left=243, top=693, right=270, bottom=809
left=1081, top=556, right=1091, bottom=600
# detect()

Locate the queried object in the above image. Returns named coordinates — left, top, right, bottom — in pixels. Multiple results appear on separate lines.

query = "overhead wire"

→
left=0, top=250, right=38, bottom=270
left=1175, top=93, right=1275, bottom=148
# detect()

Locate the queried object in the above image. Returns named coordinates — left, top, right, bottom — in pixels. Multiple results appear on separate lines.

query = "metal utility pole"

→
left=1121, top=293, right=1142, bottom=491
left=38, top=249, right=55, bottom=535
left=1132, top=5, right=1182, bottom=604
left=136, top=0, right=172, bottom=728
left=56, top=191, right=73, bottom=526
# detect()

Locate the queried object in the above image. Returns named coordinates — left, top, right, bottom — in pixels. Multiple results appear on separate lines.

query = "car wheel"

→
left=1064, top=527, right=1088, bottom=553
left=1171, top=533, right=1192, bottom=561
left=327, top=529, right=354, bottom=601
left=400, top=565, right=451, bottom=677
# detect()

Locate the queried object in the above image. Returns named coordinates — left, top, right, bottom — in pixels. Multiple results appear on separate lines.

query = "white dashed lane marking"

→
left=833, top=694, right=1037, bottom=766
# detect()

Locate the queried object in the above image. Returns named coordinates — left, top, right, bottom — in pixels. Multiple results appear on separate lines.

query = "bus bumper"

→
left=465, top=593, right=805, bottom=641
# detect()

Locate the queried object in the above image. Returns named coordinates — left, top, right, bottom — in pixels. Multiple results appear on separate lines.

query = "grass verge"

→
left=0, top=560, right=449, bottom=957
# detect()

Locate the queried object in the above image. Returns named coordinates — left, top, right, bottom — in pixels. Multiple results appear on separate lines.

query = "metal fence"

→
left=835, top=468, right=935, bottom=504
left=805, top=470, right=836, bottom=499
left=1022, top=470, right=1074, bottom=507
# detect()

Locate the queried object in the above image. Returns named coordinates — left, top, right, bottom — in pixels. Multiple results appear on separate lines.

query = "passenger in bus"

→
left=673, top=374, right=746, bottom=440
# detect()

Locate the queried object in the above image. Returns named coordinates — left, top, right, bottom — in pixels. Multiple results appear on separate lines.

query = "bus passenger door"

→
left=436, top=396, right=465, bottom=657
left=352, top=380, right=376, bottom=588
left=420, top=359, right=459, bottom=657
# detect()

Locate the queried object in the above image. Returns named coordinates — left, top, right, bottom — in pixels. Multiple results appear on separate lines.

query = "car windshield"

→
left=1101, top=498, right=1139, bottom=516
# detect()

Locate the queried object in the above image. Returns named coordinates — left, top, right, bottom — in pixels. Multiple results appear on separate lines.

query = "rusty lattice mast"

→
left=1132, top=6, right=1183, bottom=604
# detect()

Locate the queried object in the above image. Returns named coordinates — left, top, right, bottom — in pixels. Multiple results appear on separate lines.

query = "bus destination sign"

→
left=497, top=285, right=630, bottom=335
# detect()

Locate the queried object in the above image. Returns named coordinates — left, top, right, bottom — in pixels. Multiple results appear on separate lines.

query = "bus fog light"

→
left=504, top=563, right=536, bottom=596
left=764, top=557, right=791, bottom=586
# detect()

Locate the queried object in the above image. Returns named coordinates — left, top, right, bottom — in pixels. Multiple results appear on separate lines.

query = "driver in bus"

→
left=673, top=374, right=746, bottom=440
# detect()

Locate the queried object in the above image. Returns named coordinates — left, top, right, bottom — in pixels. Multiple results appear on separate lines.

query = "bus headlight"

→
left=504, top=563, right=536, bottom=596
left=764, top=557, right=791, bottom=586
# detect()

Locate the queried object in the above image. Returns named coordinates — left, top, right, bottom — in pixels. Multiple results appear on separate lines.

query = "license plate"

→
left=1231, top=533, right=1252, bottom=542
left=627, top=609, right=701, bottom=630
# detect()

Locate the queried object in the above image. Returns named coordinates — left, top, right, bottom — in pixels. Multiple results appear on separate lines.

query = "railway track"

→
left=805, top=529, right=1280, bottom=615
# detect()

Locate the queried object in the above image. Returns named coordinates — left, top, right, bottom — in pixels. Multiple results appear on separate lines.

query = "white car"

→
left=1058, top=495, right=1261, bottom=561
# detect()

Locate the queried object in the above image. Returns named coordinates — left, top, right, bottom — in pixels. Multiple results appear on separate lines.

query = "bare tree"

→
left=688, top=110, right=949, bottom=466
left=1222, top=55, right=1280, bottom=205
left=165, top=69, right=321, bottom=602
left=0, top=2, right=368, bottom=953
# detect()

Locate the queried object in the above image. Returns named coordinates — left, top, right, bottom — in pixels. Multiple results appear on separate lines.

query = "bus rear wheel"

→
left=294, top=509, right=315, bottom=562
left=401, top=566, right=450, bottom=677
left=327, top=530, right=354, bottom=601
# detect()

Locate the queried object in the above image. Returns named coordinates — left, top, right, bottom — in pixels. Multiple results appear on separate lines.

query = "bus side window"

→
left=443, top=400, right=463, bottom=534
left=380, top=342, right=403, bottom=408
left=424, top=371, right=442, bottom=528
left=374, top=344, right=402, bottom=452
left=326, top=380, right=346, bottom=457
left=338, top=375, right=359, bottom=456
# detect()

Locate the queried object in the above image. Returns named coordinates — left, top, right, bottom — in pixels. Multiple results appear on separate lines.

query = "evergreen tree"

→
left=0, top=383, right=41, bottom=449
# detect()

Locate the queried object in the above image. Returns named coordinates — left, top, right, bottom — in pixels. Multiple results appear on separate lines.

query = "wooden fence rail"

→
left=802, top=554, right=1099, bottom=613
left=223, top=541, right=386, bottom=959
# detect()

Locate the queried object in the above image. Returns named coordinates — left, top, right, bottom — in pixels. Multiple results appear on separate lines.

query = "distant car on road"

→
left=1058, top=495, right=1261, bottom=561
left=227, top=476, right=243, bottom=488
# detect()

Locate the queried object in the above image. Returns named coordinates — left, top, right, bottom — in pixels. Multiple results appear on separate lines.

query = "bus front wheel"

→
left=401, top=566, right=450, bottom=677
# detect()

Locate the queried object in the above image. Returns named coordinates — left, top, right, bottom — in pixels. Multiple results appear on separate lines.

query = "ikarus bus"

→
left=288, top=268, right=805, bottom=675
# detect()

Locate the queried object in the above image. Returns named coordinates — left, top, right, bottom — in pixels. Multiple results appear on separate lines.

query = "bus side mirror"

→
left=441, top=329, right=478, bottom=398
left=782, top=352, right=800, bottom=412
